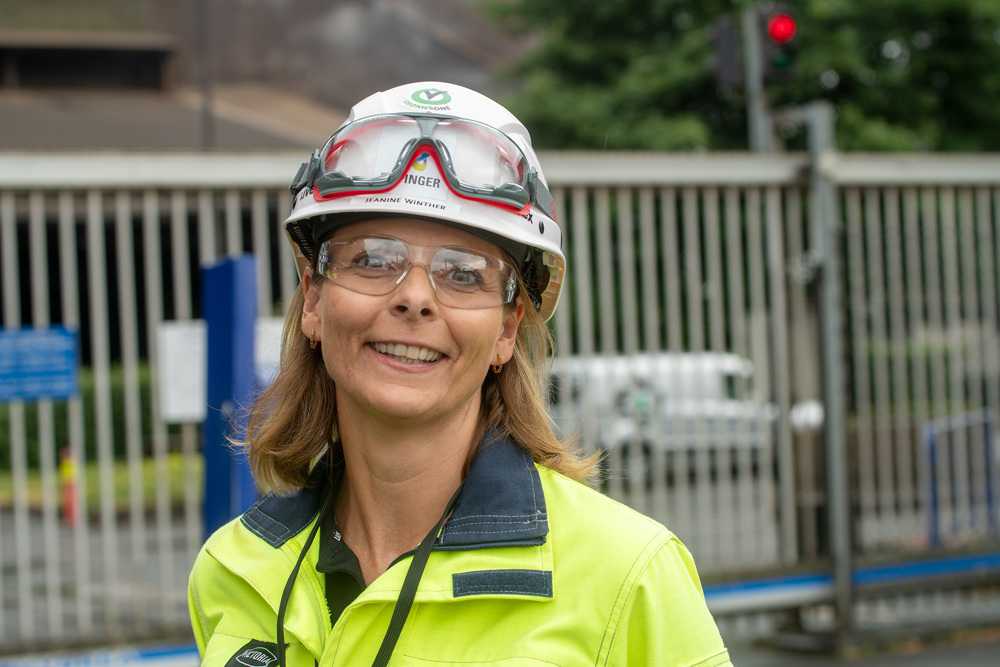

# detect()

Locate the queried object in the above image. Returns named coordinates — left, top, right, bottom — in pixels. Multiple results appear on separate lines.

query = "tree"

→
left=489, top=0, right=1000, bottom=151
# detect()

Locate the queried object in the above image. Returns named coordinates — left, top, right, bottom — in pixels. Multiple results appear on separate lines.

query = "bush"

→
left=0, top=363, right=167, bottom=470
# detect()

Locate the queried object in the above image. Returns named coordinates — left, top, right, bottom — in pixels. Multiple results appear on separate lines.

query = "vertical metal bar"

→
left=940, top=187, right=971, bottom=537
left=903, top=188, right=931, bottom=539
left=922, top=187, right=951, bottom=541
left=746, top=187, right=778, bottom=564
left=87, top=189, right=121, bottom=635
left=593, top=188, right=622, bottom=496
left=845, top=188, right=877, bottom=547
left=766, top=186, right=798, bottom=563
left=144, top=189, right=176, bottom=629
left=1, top=190, right=32, bottom=642
left=785, top=187, right=819, bottom=560
left=617, top=189, right=639, bottom=357
left=116, top=191, right=149, bottom=631
left=594, top=188, right=617, bottom=355
left=551, top=187, right=570, bottom=360
left=980, top=188, right=1000, bottom=535
left=726, top=187, right=757, bottom=563
left=198, top=190, right=217, bottom=263
left=172, top=190, right=204, bottom=561
left=660, top=187, right=688, bottom=539
left=810, top=101, right=852, bottom=637
left=570, top=187, right=595, bottom=458
left=277, top=190, right=298, bottom=309
left=958, top=188, right=988, bottom=534
left=29, top=191, right=64, bottom=639
left=883, top=188, right=918, bottom=537
left=58, top=191, right=93, bottom=636
left=863, top=188, right=895, bottom=546
left=549, top=187, right=574, bottom=438
left=616, top=187, right=647, bottom=513
left=637, top=187, right=668, bottom=522
left=704, top=186, right=734, bottom=568
left=0, top=194, right=7, bottom=644
left=638, top=188, right=660, bottom=353
left=252, top=189, right=272, bottom=314
left=225, top=189, right=242, bottom=256
left=683, top=187, right=715, bottom=560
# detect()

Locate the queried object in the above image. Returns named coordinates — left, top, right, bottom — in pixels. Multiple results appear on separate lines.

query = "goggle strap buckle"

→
left=289, top=150, right=323, bottom=195
left=527, top=171, right=555, bottom=220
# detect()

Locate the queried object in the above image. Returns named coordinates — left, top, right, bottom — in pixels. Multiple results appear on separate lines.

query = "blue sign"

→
left=0, top=326, right=80, bottom=402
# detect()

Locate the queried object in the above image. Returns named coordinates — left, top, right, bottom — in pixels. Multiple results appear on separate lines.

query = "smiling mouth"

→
left=371, top=342, right=443, bottom=364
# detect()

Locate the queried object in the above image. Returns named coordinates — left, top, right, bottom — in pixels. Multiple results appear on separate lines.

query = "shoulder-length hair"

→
left=244, top=273, right=598, bottom=494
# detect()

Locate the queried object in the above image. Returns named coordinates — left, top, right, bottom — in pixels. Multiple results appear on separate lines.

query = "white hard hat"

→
left=284, top=81, right=564, bottom=321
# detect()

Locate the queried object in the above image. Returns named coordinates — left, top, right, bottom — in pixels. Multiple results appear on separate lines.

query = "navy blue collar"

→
left=241, top=433, right=549, bottom=549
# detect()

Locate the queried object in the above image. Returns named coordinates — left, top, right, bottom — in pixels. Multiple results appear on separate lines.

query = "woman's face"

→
left=301, top=217, right=524, bottom=428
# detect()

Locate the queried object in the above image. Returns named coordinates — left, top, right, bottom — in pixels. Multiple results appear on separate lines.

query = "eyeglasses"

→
left=289, top=114, right=555, bottom=219
left=316, top=235, right=517, bottom=309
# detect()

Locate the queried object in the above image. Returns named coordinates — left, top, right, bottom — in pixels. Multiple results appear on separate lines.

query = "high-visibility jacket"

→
left=188, top=436, right=733, bottom=666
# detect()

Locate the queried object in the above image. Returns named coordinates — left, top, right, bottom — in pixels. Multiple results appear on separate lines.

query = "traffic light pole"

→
left=742, top=7, right=773, bottom=152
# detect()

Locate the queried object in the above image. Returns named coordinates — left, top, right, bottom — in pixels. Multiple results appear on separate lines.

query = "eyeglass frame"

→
left=313, top=234, right=520, bottom=309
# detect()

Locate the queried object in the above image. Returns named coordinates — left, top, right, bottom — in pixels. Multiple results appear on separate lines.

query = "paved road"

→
left=726, top=629, right=1000, bottom=666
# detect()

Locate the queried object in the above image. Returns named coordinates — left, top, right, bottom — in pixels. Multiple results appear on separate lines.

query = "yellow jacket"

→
left=188, top=436, right=733, bottom=666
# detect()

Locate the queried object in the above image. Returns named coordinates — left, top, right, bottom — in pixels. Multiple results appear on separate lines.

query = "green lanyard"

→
left=276, top=483, right=464, bottom=667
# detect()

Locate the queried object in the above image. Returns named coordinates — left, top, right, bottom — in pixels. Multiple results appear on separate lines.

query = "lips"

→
left=371, top=342, right=443, bottom=364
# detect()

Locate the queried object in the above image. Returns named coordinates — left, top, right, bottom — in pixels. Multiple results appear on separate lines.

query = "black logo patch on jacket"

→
left=226, top=640, right=282, bottom=667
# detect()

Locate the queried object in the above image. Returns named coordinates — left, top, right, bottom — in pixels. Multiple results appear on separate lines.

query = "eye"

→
left=350, top=252, right=389, bottom=269
left=442, top=265, right=484, bottom=285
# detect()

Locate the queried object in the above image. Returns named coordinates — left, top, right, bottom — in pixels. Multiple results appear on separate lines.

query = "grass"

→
left=0, top=452, right=203, bottom=513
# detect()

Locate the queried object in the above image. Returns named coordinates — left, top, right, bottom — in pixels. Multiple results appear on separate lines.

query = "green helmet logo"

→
left=411, top=88, right=452, bottom=105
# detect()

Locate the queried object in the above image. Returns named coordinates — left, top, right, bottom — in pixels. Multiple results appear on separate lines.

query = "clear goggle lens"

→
left=316, top=235, right=517, bottom=310
left=297, top=114, right=552, bottom=217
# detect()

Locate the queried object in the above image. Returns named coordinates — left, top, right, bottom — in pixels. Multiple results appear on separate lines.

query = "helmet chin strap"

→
left=275, top=480, right=465, bottom=667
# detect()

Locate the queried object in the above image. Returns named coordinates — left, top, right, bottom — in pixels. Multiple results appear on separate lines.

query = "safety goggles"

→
left=316, top=234, right=518, bottom=309
left=290, top=114, right=555, bottom=219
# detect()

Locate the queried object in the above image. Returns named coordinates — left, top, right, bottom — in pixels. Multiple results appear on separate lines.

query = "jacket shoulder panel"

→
left=241, top=478, right=326, bottom=548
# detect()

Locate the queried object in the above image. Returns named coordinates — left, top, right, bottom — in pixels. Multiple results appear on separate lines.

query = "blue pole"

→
left=201, top=254, right=259, bottom=538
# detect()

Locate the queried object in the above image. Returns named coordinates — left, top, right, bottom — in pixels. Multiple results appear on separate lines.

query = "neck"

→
left=332, top=393, right=482, bottom=585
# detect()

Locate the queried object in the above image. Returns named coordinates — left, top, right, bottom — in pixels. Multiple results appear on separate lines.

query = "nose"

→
left=390, top=263, right=438, bottom=317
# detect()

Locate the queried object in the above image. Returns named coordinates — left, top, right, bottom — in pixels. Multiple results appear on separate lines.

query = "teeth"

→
left=373, top=342, right=442, bottom=363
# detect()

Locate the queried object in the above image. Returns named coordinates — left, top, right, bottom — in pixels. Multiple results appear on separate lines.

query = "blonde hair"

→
left=244, top=275, right=598, bottom=494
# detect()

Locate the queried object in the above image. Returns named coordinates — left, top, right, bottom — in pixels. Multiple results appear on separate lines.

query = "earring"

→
left=309, top=329, right=318, bottom=350
left=492, top=353, right=504, bottom=374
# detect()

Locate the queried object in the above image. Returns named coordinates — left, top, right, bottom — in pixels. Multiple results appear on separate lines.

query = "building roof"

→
left=0, top=85, right=345, bottom=151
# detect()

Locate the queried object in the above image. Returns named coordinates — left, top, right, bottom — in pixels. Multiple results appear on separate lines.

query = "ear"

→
left=493, top=299, right=525, bottom=363
left=300, top=267, right=322, bottom=342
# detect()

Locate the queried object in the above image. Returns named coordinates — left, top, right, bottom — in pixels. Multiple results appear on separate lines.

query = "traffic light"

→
left=761, top=7, right=797, bottom=82
left=709, top=15, right=743, bottom=87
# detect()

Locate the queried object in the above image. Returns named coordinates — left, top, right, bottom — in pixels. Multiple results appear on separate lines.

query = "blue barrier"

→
left=923, top=409, right=997, bottom=547
left=201, top=255, right=259, bottom=539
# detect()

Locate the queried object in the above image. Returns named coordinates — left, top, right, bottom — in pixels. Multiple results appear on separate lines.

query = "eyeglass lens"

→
left=317, top=236, right=514, bottom=309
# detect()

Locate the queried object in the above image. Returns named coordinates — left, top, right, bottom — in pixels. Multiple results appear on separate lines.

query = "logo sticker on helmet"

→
left=404, top=88, right=453, bottom=111
left=411, top=88, right=452, bottom=105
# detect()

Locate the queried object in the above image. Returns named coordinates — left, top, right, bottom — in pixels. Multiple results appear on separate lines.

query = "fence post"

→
left=202, top=254, right=259, bottom=538
left=809, top=101, right=854, bottom=643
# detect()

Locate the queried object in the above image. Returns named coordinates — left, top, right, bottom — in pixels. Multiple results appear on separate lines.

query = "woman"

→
left=188, top=82, right=733, bottom=667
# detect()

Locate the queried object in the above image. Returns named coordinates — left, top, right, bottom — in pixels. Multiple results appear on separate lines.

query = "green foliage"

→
left=490, top=0, right=747, bottom=150
left=490, top=0, right=1000, bottom=151
left=0, top=364, right=173, bottom=471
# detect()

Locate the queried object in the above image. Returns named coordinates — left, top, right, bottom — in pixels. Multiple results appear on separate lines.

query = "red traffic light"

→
left=766, top=13, right=796, bottom=45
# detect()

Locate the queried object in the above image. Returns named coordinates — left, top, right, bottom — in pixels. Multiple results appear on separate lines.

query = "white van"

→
left=547, top=352, right=778, bottom=454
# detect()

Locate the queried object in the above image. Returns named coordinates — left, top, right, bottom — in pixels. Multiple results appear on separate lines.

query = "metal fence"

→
left=1, top=150, right=1000, bottom=652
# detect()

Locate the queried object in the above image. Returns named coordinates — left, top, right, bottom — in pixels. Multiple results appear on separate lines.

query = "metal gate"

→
left=1, top=151, right=1000, bottom=652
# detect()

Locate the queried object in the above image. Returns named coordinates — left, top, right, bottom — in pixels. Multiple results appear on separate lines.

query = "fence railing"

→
left=1, top=151, right=1000, bottom=651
